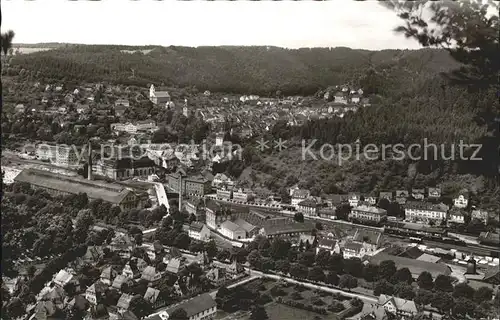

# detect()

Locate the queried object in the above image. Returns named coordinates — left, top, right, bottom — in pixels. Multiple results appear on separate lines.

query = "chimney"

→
left=178, top=174, right=182, bottom=212
left=87, top=141, right=93, bottom=180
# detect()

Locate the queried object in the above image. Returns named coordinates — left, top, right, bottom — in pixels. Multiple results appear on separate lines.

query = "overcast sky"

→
left=2, top=0, right=423, bottom=50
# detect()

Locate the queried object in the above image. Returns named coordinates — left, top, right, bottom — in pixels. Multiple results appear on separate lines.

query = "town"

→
left=1, top=74, right=499, bottom=320
left=1, top=0, right=500, bottom=319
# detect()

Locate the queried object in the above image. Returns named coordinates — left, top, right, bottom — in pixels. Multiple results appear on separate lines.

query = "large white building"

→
left=349, top=205, right=387, bottom=223
left=220, top=220, right=246, bottom=240
left=405, top=201, right=449, bottom=224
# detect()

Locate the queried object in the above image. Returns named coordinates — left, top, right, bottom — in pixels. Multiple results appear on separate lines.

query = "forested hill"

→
left=7, top=45, right=460, bottom=95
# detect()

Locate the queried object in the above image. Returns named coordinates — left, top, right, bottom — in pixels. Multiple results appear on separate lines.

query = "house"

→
left=343, top=241, right=366, bottom=259
left=206, top=267, right=227, bottom=286
left=348, top=193, right=361, bottom=207
left=212, top=173, right=235, bottom=189
left=297, top=198, right=319, bottom=217
left=352, top=229, right=383, bottom=253
left=448, top=209, right=467, bottom=224
left=82, top=246, right=104, bottom=264
left=291, top=189, right=310, bottom=207
left=316, top=238, right=340, bottom=255
left=144, top=287, right=165, bottom=309
left=220, top=220, right=246, bottom=240
left=122, top=262, right=140, bottom=279
left=364, top=195, right=377, bottom=206
left=349, top=205, right=387, bottom=223
left=112, top=274, right=131, bottom=291
left=350, top=94, right=361, bottom=104
left=395, top=190, right=409, bottom=205
left=471, top=209, right=489, bottom=224
left=85, top=281, right=108, bottom=305
left=114, top=104, right=127, bottom=117
left=378, top=294, right=418, bottom=317
left=205, top=201, right=226, bottom=230
left=334, top=92, right=348, bottom=104
left=117, top=293, right=136, bottom=314
left=76, top=104, right=90, bottom=114
left=404, top=201, right=448, bottom=224
left=216, top=187, right=233, bottom=201
left=184, top=198, right=205, bottom=221
left=259, top=221, right=315, bottom=239
left=379, top=192, right=393, bottom=201
left=232, top=188, right=254, bottom=203
left=141, top=266, right=162, bottom=283
left=15, top=104, right=25, bottom=113
left=411, top=189, right=425, bottom=200
left=115, top=99, right=130, bottom=107
left=453, top=189, right=469, bottom=208
left=166, top=258, right=182, bottom=275
left=188, top=222, right=210, bottom=242
left=428, top=187, right=441, bottom=199
left=53, top=269, right=77, bottom=289
left=100, top=266, right=117, bottom=285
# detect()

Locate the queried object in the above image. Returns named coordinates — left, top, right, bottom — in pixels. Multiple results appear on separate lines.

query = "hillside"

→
left=6, top=45, right=460, bottom=95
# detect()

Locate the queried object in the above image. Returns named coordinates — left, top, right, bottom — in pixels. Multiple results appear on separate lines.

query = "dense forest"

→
left=7, top=45, right=460, bottom=96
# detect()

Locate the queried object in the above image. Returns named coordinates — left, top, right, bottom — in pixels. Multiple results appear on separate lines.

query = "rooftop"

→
left=14, top=168, right=133, bottom=204
left=378, top=294, right=417, bottom=314
left=405, top=201, right=449, bottom=212
left=368, top=252, right=451, bottom=277
left=165, top=293, right=216, bottom=318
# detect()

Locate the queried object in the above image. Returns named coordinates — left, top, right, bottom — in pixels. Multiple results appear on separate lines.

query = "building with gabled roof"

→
left=316, top=238, right=340, bottom=255
left=378, top=294, right=418, bottom=317
left=141, top=266, right=162, bottom=283
left=160, top=293, right=217, bottom=320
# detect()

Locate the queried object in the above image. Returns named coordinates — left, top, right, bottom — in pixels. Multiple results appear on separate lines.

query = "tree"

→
left=473, top=286, right=493, bottom=303
left=294, top=212, right=304, bottom=223
left=247, top=250, right=262, bottom=269
left=275, top=260, right=290, bottom=274
left=170, top=308, right=189, bottom=320
left=325, top=272, right=339, bottom=286
left=394, top=282, right=415, bottom=300
left=379, top=260, right=397, bottom=280
left=344, top=257, right=363, bottom=278
left=453, top=297, right=476, bottom=318
left=204, top=240, right=218, bottom=260
left=431, top=292, right=454, bottom=314
left=362, top=264, right=379, bottom=282
left=249, top=305, right=268, bottom=320
left=434, top=275, right=453, bottom=292
left=174, top=232, right=190, bottom=249
left=327, top=253, right=344, bottom=274
left=338, top=274, right=358, bottom=291
left=453, top=283, right=475, bottom=300
left=289, top=263, right=308, bottom=279
left=374, top=279, right=395, bottom=296
left=384, top=0, right=499, bottom=91
left=392, top=267, right=412, bottom=284
left=417, top=271, right=434, bottom=290
left=415, top=289, right=434, bottom=306
left=1, top=30, right=15, bottom=56
left=315, top=250, right=331, bottom=268
left=308, top=266, right=326, bottom=283
left=6, top=298, right=25, bottom=319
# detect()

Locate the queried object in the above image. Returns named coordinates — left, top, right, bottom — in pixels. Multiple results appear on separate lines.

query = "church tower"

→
left=149, top=84, right=155, bottom=99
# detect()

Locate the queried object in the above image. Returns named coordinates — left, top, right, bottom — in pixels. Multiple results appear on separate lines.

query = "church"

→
left=149, top=84, right=171, bottom=105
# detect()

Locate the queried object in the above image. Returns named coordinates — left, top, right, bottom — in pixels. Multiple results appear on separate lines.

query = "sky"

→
left=2, top=0, right=423, bottom=50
